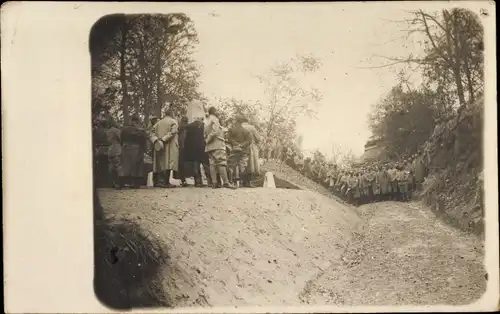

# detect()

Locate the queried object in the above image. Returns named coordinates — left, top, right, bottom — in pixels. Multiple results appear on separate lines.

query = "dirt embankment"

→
left=98, top=187, right=361, bottom=307
left=420, top=171, right=484, bottom=236
left=96, top=160, right=487, bottom=308
left=98, top=184, right=487, bottom=308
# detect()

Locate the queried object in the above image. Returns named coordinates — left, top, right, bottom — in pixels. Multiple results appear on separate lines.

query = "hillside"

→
left=96, top=166, right=486, bottom=308
left=98, top=187, right=361, bottom=307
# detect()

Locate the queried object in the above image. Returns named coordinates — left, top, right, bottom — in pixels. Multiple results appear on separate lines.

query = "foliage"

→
left=210, top=55, right=323, bottom=160
left=371, top=8, right=484, bottom=111
left=212, top=97, right=264, bottom=131
left=255, top=55, right=323, bottom=158
left=368, top=85, right=440, bottom=158
left=312, top=149, right=326, bottom=165
left=415, top=8, right=484, bottom=109
left=366, top=8, right=485, bottom=230
left=90, top=14, right=204, bottom=127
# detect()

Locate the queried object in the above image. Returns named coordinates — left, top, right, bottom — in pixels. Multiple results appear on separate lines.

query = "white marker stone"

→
left=263, top=172, right=276, bottom=188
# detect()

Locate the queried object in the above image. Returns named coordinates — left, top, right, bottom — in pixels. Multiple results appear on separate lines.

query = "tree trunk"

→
left=120, top=20, right=130, bottom=125
left=154, top=47, right=163, bottom=119
left=443, top=10, right=466, bottom=109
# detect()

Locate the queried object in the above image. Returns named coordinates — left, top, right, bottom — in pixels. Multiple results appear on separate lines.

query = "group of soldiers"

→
left=93, top=101, right=261, bottom=190
left=283, top=151, right=428, bottom=206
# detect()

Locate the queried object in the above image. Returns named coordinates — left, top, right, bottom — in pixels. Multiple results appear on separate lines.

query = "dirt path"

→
left=300, top=200, right=486, bottom=306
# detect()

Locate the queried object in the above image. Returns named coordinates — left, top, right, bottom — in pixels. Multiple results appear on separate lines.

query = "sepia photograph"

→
left=89, top=3, right=494, bottom=310
left=2, top=1, right=497, bottom=313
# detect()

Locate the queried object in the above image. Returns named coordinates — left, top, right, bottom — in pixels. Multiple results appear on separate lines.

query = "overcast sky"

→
left=184, top=2, right=477, bottom=157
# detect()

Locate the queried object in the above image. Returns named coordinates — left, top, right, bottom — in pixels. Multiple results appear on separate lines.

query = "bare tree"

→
left=364, top=9, right=483, bottom=114
left=256, top=54, right=323, bottom=158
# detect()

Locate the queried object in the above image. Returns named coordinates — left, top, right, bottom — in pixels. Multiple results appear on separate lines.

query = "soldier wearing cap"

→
left=227, top=115, right=253, bottom=188
left=93, top=118, right=110, bottom=187
left=106, top=116, right=123, bottom=189
left=149, top=107, right=179, bottom=188
left=147, top=115, right=159, bottom=185
left=120, top=115, right=149, bottom=189
left=413, top=150, right=427, bottom=191
left=204, top=107, right=236, bottom=189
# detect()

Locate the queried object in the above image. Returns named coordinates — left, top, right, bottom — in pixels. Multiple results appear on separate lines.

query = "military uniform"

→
left=387, top=167, right=399, bottom=200
left=227, top=122, right=252, bottom=186
left=94, top=123, right=110, bottom=188
left=204, top=113, right=235, bottom=189
left=106, top=125, right=123, bottom=189
left=120, top=123, right=148, bottom=188
left=376, top=168, right=390, bottom=200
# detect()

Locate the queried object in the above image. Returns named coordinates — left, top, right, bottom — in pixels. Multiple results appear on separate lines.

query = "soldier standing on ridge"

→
left=106, top=117, right=123, bottom=189
left=148, top=115, right=159, bottom=186
left=227, top=115, right=253, bottom=188
left=241, top=117, right=261, bottom=187
left=94, top=118, right=110, bottom=188
left=150, top=107, right=179, bottom=188
left=176, top=116, right=190, bottom=187
left=204, top=107, right=236, bottom=189
left=120, top=115, right=149, bottom=189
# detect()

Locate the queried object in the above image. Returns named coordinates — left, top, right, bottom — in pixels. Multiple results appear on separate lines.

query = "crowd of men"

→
left=93, top=100, right=429, bottom=205
left=93, top=101, right=262, bottom=190
left=282, top=151, right=429, bottom=206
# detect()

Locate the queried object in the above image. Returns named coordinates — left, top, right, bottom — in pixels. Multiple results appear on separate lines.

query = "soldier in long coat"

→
left=94, top=119, right=110, bottom=188
left=241, top=118, right=261, bottom=179
left=303, top=158, right=312, bottom=177
left=396, top=164, right=410, bottom=201
left=336, top=171, right=347, bottom=197
left=347, top=172, right=360, bottom=205
left=327, top=165, right=338, bottom=191
left=405, top=160, right=415, bottom=198
left=106, top=117, right=122, bottom=189
left=120, top=115, right=149, bottom=188
left=412, top=153, right=427, bottom=190
left=359, top=169, right=370, bottom=204
left=150, top=108, right=179, bottom=188
left=185, top=116, right=209, bottom=187
left=341, top=172, right=350, bottom=201
left=375, top=165, right=390, bottom=201
left=366, top=167, right=376, bottom=203
left=147, top=115, right=159, bottom=186
left=176, top=116, right=190, bottom=187
left=387, top=164, right=399, bottom=200
left=295, top=155, right=304, bottom=172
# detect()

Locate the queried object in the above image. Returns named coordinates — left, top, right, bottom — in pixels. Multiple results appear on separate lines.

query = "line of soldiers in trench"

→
left=283, top=154, right=429, bottom=206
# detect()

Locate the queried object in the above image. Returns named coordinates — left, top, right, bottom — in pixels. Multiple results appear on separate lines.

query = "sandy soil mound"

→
left=98, top=187, right=361, bottom=307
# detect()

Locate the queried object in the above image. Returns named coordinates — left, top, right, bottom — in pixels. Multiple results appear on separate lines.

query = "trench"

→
left=253, top=172, right=302, bottom=190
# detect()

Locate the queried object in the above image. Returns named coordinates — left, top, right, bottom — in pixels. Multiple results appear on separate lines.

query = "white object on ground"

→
left=263, top=171, right=276, bottom=188
left=147, top=172, right=154, bottom=188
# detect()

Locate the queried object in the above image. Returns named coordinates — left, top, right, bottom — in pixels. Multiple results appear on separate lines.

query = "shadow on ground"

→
left=94, top=185, right=171, bottom=309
